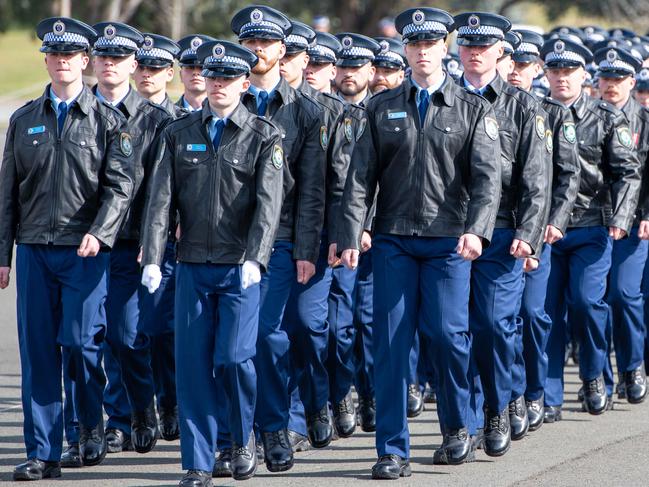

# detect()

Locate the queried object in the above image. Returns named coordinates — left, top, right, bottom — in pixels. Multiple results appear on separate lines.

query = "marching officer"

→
left=133, top=33, right=181, bottom=113
left=507, top=29, right=581, bottom=431
left=176, top=35, right=215, bottom=111
left=634, top=67, right=649, bottom=107
left=140, top=39, right=284, bottom=485
left=455, top=11, right=549, bottom=455
left=495, top=30, right=521, bottom=80
left=339, top=7, right=502, bottom=477
left=231, top=5, right=328, bottom=469
left=595, top=45, right=648, bottom=403
left=133, top=31, right=184, bottom=442
left=1, top=17, right=134, bottom=480
left=91, top=21, right=172, bottom=454
left=541, top=38, right=641, bottom=420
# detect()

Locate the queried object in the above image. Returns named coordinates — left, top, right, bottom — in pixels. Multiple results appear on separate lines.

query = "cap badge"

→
left=379, top=40, right=390, bottom=55
left=212, top=43, right=225, bottom=59
left=143, top=36, right=154, bottom=51
left=53, top=20, right=66, bottom=35
left=190, top=36, right=203, bottom=50
left=250, top=8, right=264, bottom=23
left=607, top=49, right=618, bottom=63
left=468, top=15, right=480, bottom=28
left=553, top=40, right=565, bottom=54
left=104, top=24, right=117, bottom=40
left=341, top=36, right=353, bottom=49
left=412, top=10, right=425, bottom=26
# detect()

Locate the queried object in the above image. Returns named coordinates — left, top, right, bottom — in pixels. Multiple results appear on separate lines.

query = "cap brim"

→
left=307, top=56, right=335, bottom=65
left=285, top=45, right=308, bottom=55
left=41, top=43, right=88, bottom=53
left=238, top=32, right=284, bottom=41
left=544, top=60, right=584, bottom=69
left=513, top=53, right=539, bottom=63
left=202, top=67, right=249, bottom=78
left=457, top=36, right=501, bottom=47
left=403, top=33, right=446, bottom=43
left=336, top=58, right=372, bottom=67
left=92, top=47, right=137, bottom=57
left=598, top=69, right=634, bottom=79
left=635, top=83, right=649, bottom=90
left=372, top=60, right=403, bottom=70
left=137, top=57, right=173, bottom=68
left=179, top=59, right=202, bottom=67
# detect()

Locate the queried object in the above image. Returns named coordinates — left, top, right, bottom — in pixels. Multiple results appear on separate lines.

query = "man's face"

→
left=335, top=63, right=375, bottom=97
left=370, top=66, right=404, bottom=92
left=279, top=51, right=309, bottom=85
left=545, top=66, right=586, bottom=103
left=459, top=42, right=504, bottom=76
left=496, top=55, right=514, bottom=80
left=180, top=66, right=206, bottom=94
left=508, top=61, right=541, bottom=91
left=133, top=65, right=174, bottom=97
left=305, top=62, right=336, bottom=92
left=92, top=54, right=137, bottom=87
left=599, top=75, right=636, bottom=106
left=404, top=39, right=446, bottom=78
left=634, top=89, right=649, bottom=108
left=45, top=51, right=89, bottom=84
left=206, top=75, right=250, bottom=109
left=241, top=38, right=285, bottom=75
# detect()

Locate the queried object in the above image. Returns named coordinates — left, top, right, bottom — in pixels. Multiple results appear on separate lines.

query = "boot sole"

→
left=265, top=460, right=294, bottom=473
left=371, top=465, right=412, bottom=479
left=484, top=442, right=510, bottom=457
left=134, top=436, right=158, bottom=454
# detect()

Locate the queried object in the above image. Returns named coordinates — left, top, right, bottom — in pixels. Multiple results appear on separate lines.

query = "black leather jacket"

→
left=159, top=94, right=189, bottom=119
left=95, top=87, right=171, bottom=241
left=567, top=94, right=641, bottom=232
left=0, top=85, right=134, bottom=266
left=338, top=76, right=502, bottom=251
left=621, top=96, right=649, bottom=224
left=540, top=96, right=581, bottom=234
left=241, top=78, right=326, bottom=264
left=141, top=101, right=283, bottom=269
left=465, top=75, right=550, bottom=254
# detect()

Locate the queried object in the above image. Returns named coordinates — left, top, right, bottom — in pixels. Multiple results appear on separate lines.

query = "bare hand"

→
left=608, top=226, right=626, bottom=241
left=456, top=233, right=482, bottom=261
left=0, top=267, right=10, bottom=289
left=360, top=231, right=372, bottom=253
left=137, top=247, right=143, bottom=264
left=544, top=225, right=564, bottom=244
left=328, top=243, right=341, bottom=267
left=296, top=260, right=316, bottom=285
left=638, top=221, right=649, bottom=240
left=77, top=234, right=100, bottom=258
left=175, top=224, right=181, bottom=241
left=523, top=257, right=539, bottom=272
left=510, top=239, right=532, bottom=259
left=341, top=249, right=360, bottom=269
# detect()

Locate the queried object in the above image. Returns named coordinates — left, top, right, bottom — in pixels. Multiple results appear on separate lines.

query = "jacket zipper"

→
left=49, top=118, right=63, bottom=243
left=207, top=131, right=218, bottom=259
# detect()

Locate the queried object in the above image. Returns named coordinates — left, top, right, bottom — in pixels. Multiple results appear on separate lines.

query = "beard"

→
left=338, top=79, right=367, bottom=96
left=252, top=53, right=280, bottom=75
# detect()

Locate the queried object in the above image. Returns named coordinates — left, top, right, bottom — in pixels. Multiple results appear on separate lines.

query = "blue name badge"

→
left=27, top=126, right=46, bottom=135
left=387, top=111, right=407, bottom=120
left=186, top=144, right=207, bottom=152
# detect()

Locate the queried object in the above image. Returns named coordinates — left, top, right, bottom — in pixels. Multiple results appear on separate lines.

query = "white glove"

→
left=141, top=264, right=162, bottom=294
left=241, top=260, right=261, bottom=290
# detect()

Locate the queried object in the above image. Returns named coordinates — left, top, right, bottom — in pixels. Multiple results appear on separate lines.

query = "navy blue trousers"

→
left=372, top=234, right=472, bottom=459
left=469, top=229, right=523, bottom=421
left=514, top=243, right=553, bottom=401
left=544, top=227, right=612, bottom=406
left=353, top=250, right=374, bottom=399
left=175, top=262, right=258, bottom=471
left=16, top=244, right=108, bottom=461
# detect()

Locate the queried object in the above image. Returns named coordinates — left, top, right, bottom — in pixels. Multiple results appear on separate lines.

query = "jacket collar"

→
left=406, top=75, right=455, bottom=107
left=41, top=84, right=94, bottom=116
left=200, top=99, right=249, bottom=129
left=570, top=92, right=589, bottom=120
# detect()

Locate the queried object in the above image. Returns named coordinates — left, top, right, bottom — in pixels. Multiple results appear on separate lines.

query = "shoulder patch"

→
left=545, top=130, right=553, bottom=153
left=535, top=115, right=545, bottom=140
left=562, top=122, right=576, bottom=144
left=272, top=144, right=283, bottom=169
left=617, top=126, right=634, bottom=148
left=320, top=125, right=328, bottom=150
left=356, top=118, right=367, bottom=141
left=484, top=117, right=499, bottom=141
left=120, top=132, right=133, bottom=156
left=344, top=118, right=353, bottom=142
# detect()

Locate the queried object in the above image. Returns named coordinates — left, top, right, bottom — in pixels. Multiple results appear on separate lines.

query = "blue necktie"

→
left=418, top=89, right=429, bottom=126
left=57, top=102, right=68, bottom=134
left=257, top=91, right=269, bottom=116
left=212, top=119, right=225, bottom=151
